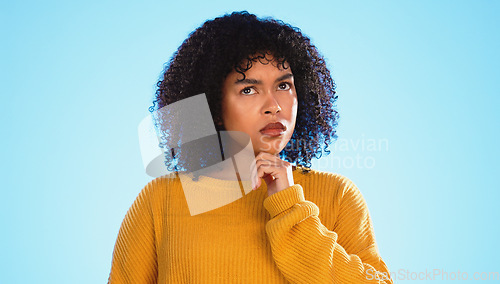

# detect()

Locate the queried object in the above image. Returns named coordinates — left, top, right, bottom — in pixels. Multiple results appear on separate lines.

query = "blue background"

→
left=2, top=0, right=499, bottom=283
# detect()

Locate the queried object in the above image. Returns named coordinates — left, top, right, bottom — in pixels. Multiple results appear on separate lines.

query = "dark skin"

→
left=221, top=56, right=298, bottom=197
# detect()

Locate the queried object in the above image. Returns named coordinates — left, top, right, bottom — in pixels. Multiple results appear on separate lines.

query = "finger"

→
left=255, top=176, right=261, bottom=190
left=253, top=153, right=288, bottom=190
left=262, top=173, right=275, bottom=185
left=250, top=159, right=264, bottom=191
left=255, top=159, right=289, bottom=175
left=256, top=163, right=279, bottom=181
left=256, top=152, right=290, bottom=168
left=251, top=164, right=261, bottom=190
left=255, top=151, right=280, bottom=161
left=249, top=160, right=257, bottom=189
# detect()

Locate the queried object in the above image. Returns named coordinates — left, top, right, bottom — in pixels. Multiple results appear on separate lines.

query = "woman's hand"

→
left=251, top=152, right=294, bottom=196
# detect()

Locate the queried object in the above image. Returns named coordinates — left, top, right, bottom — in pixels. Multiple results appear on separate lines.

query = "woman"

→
left=108, top=11, right=392, bottom=283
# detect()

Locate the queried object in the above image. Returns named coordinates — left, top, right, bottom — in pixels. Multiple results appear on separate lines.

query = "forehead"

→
left=229, top=56, right=292, bottom=82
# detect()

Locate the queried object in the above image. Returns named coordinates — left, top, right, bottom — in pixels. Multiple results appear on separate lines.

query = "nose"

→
left=262, top=92, right=281, bottom=115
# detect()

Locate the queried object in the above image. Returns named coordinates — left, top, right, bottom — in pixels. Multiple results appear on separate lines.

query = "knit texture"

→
left=108, top=168, right=393, bottom=283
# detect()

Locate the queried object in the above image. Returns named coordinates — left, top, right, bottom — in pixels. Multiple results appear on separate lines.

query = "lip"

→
left=260, top=122, right=286, bottom=137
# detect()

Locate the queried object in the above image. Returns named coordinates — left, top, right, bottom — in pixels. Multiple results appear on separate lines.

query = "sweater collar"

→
left=177, top=166, right=308, bottom=191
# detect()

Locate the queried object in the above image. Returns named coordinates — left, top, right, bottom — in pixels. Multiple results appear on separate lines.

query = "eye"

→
left=241, top=87, right=256, bottom=95
left=278, top=82, right=291, bottom=91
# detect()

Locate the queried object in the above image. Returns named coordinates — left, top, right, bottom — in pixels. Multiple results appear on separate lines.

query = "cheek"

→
left=222, top=107, right=248, bottom=132
left=289, top=97, right=298, bottom=119
left=289, top=100, right=298, bottom=134
left=223, top=107, right=238, bottom=122
left=221, top=98, right=237, bottom=125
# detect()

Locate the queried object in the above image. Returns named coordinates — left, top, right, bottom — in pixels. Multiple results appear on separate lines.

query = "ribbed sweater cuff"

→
left=263, top=185, right=305, bottom=218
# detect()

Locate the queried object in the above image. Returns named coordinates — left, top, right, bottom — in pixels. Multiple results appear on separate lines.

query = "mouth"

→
left=260, top=122, right=286, bottom=137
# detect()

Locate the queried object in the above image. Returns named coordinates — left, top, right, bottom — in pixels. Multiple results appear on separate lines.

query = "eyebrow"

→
left=234, top=73, right=294, bottom=85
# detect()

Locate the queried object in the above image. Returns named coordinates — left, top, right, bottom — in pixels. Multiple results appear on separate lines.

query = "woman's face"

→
left=221, top=58, right=298, bottom=156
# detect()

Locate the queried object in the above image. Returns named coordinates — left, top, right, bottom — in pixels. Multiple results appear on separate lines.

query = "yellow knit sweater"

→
left=108, top=168, right=393, bottom=283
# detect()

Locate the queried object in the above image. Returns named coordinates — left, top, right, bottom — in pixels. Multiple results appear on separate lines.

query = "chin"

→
left=255, top=148, right=281, bottom=156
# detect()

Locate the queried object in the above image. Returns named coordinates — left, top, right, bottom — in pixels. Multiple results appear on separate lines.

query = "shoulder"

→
left=144, top=172, right=182, bottom=190
left=135, top=172, right=184, bottom=204
left=293, top=168, right=368, bottom=229
left=296, top=168, right=359, bottom=193
left=125, top=172, right=195, bottom=218
left=295, top=168, right=366, bottom=207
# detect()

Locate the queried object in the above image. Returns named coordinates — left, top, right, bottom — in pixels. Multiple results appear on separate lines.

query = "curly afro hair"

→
left=150, top=11, right=339, bottom=172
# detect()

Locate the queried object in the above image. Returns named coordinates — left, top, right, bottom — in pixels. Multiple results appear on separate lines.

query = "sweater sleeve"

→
left=108, top=182, right=158, bottom=284
left=263, top=180, right=392, bottom=284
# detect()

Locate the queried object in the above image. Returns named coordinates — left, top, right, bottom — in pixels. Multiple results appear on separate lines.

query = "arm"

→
left=108, top=183, right=158, bottom=284
left=263, top=178, right=392, bottom=284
